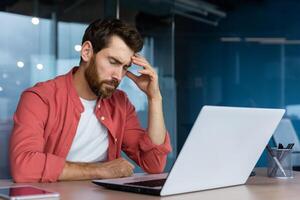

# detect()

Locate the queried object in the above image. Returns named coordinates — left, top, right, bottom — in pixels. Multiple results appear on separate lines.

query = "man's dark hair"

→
left=81, top=18, right=143, bottom=62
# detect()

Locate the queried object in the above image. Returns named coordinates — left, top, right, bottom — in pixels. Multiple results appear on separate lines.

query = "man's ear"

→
left=81, top=41, right=93, bottom=63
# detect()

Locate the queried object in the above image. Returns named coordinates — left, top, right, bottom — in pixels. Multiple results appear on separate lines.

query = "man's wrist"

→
left=148, top=93, right=162, bottom=102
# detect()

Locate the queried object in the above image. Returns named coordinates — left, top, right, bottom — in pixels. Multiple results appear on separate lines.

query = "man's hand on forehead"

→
left=126, top=54, right=161, bottom=99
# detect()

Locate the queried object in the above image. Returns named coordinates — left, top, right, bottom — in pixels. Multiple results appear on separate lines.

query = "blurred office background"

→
left=1, top=0, right=300, bottom=178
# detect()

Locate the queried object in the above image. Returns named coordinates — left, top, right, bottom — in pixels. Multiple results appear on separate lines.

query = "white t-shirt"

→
left=66, top=98, right=108, bottom=162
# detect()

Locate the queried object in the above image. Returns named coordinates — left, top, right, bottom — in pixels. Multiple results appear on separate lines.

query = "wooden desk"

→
left=0, top=168, right=299, bottom=200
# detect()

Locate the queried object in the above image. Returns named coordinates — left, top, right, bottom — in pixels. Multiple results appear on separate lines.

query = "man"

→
left=9, top=18, right=172, bottom=183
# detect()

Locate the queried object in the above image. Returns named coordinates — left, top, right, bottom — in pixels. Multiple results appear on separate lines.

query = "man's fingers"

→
left=121, top=158, right=135, bottom=169
left=122, top=160, right=134, bottom=177
left=126, top=71, right=138, bottom=82
left=132, top=56, right=149, bottom=64
left=126, top=166, right=134, bottom=176
left=139, top=69, right=154, bottom=75
left=132, top=57, right=152, bottom=70
left=138, top=70, right=156, bottom=80
left=132, top=59, right=147, bottom=68
left=127, top=161, right=135, bottom=169
left=123, top=168, right=133, bottom=177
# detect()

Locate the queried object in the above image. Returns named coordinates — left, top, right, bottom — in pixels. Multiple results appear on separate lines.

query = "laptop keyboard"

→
left=126, top=178, right=166, bottom=187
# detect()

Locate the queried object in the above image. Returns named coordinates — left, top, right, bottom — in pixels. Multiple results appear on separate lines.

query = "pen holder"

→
left=267, top=148, right=293, bottom=179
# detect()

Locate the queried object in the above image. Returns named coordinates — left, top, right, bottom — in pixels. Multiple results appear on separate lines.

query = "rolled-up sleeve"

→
left=10, top=91, right=65, bottom=183
left=139, top=133, right=172, bottom=155
left=121, top=95, right=172, bottom=174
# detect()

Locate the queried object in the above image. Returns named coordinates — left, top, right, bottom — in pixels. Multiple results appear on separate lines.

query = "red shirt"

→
left=9, top=67, right=172, bottom=183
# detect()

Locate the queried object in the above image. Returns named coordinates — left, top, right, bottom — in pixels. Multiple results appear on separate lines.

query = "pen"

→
left=278, top=143, right=294, bottom=161
left=288, top=143, right=294, bottom=150
left=266, top=145, right=287, bottom=177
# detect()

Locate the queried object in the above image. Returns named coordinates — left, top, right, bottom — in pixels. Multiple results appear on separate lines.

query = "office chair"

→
left=272, top=118, right=300, bottom=171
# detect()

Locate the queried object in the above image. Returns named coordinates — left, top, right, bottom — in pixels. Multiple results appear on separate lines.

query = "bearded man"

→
left=9, top=18, right=172, bottom=183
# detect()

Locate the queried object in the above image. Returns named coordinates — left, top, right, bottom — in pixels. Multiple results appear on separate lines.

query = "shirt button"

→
left=101, top=116, right=105, bottom=121
left=97, top=104, right=100, bottom=108
left=115, top=138, right=118, bottom=143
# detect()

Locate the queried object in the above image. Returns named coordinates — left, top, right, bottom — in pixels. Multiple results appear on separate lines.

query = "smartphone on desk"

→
left=0, top=186, right=59, bottom=200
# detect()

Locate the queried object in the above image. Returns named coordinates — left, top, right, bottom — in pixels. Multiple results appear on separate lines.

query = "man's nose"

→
left=112, top=68, right=123, bottom=82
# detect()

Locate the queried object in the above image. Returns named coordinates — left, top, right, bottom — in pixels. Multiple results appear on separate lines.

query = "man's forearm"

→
left=58, top=158, right=135, bottom=181
left=58, top=161, right=101, bottom=181
left=147, top=94, right=167, bottom=145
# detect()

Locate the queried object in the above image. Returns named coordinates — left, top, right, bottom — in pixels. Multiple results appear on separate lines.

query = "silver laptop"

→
left=93, top=106, right=285, bottom=196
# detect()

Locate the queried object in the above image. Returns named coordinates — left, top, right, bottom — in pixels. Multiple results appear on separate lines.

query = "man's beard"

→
left=84, top=57, right=119, bottom=98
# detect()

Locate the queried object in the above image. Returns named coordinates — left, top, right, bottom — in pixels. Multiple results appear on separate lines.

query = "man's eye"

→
left=109, top=60, right=117, bottom=65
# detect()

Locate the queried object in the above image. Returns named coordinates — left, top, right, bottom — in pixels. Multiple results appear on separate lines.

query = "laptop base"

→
left=92, top=181, right=161, bottom=196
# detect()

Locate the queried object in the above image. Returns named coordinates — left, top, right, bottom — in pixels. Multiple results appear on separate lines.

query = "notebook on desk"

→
left=92, top=106, right=285, bottom=196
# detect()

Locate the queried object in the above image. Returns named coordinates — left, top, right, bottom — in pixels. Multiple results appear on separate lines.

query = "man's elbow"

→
left=11, top=172, right=40, bottom=183
left=145, top=167, right=165, bottom=174
left=141, top=160, right=166, bottom=174
left=10, top=158, right=42, bottom=183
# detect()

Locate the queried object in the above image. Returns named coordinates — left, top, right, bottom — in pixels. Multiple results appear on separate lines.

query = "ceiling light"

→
left=245, top=37, right=286, bottom=43
left=31, top=17, right=39, bottom=25
left=74, top=45, right=82, bottom=52
left=220, top=37, right=241, bottom=42
left=36, top=64, right=44, bottom=70
left=17, top=61, right=24, bottom=68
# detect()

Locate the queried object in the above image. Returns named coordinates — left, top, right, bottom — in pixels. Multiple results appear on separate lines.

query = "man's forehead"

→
left=105, top=35, right=134, bottom=64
